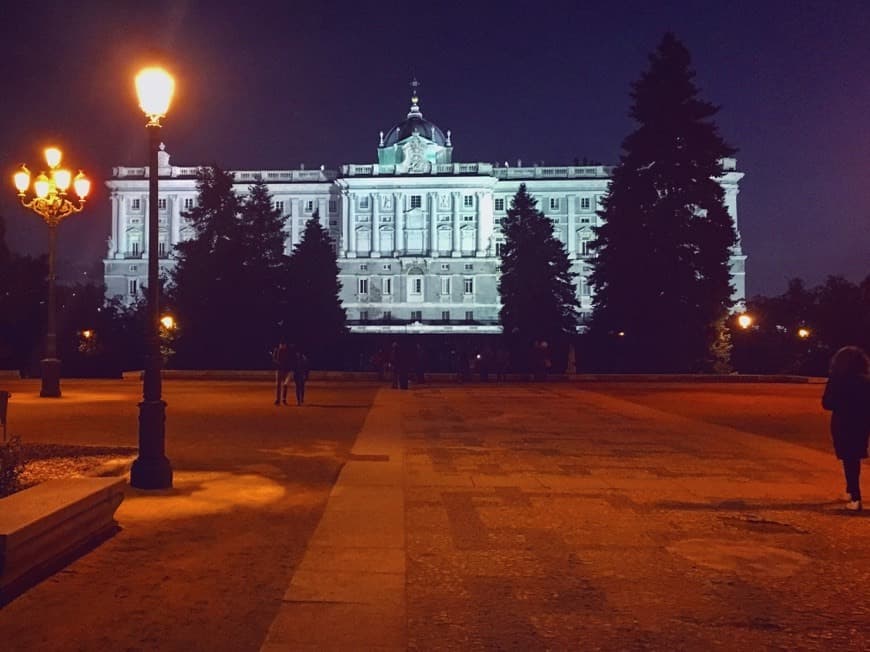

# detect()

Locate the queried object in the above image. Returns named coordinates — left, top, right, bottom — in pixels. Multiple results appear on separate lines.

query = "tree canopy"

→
left=498, top=184, right=579, bottom=368
left=589, top=33, right=738, bottom=372
left=168, top=168, right=289, bottom=368
left=285, top=210, right=347, bottom=362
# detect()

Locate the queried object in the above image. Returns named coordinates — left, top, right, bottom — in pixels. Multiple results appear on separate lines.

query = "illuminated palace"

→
left=103, top=85, right=746, bottom=333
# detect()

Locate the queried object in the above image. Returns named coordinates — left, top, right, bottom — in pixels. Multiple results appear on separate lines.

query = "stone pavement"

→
left=262, top=383, right=868, bottom=651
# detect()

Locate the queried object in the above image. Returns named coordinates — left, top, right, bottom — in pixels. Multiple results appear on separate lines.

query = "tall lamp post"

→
left=12, top=148, right=90, bottom=397
left=130, top=67, right=175, bottom=489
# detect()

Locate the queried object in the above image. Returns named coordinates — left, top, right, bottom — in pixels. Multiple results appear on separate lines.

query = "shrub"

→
left=0, top=435, right=25, bottom=497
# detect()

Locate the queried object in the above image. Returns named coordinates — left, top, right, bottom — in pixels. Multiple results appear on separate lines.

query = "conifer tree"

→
left=589, top=33, right=738, bottom=372
left=168, top=167, right=289, bottom=368
left=285, top=210, right=347, bottom=361
left=498, top=184, right=579, bottom=368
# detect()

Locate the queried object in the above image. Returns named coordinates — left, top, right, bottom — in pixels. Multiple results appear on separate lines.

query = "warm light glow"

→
left=53, top=168, right=72, bottom=192
left=160, top=315, right=176, bottom=330
left=617, top=331, right=626, bottom=337
left=34, top=173, right=50, bottom=199
left=73, top=171, right=90, bottom=199
left=737, top=314, right=753, bottom=329
left=136, top=67, right=175, bottom=122
left=81, top=329, right=93, bottom=339
left=797, top=327, right=811, bottom=339
left=13, top=165, right=30, bottom=193
left=44, top=147, right=62, bottom=169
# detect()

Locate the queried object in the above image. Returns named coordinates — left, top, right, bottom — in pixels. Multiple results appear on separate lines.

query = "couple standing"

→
left=273, top=342, right=309, bottom=406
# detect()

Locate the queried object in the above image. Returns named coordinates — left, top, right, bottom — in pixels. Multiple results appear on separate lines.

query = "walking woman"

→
left=293, top=350, right=309, bottom=406
left=822, top=346, right=870, bottom=511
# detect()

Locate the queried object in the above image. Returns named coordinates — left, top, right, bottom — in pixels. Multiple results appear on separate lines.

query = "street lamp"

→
left=130, top=66, right=175, bottom=490
left=737, top=314, right=753, bottom=329
left=12, top=148, right=90, bottom=397
left=797, top=327, right=811, bottom=339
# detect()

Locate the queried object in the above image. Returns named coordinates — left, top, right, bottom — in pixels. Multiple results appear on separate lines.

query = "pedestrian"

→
left=822, top=345, right=870, bottom=511
left=272, top=340, right=291, bottom=405
left=293, top=349, right=309, bottom=406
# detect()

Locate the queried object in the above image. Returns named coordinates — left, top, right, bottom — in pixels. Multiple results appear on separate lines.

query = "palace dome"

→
left=381, top=80, right=450, bottom=148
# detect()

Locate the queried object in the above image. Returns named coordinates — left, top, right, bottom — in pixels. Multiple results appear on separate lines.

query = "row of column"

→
left=110, top=193, right=184, bottom=260
left=341, top=191, right=494, bottom=258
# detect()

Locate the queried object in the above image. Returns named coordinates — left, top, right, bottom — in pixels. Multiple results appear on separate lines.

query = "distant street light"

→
left=160, top=315, right=176, bottom=330
left=130, top=65, right=175, bottom=490
left=737, top=314, right=753, bottom=329
left=797, top=327, right=811, bottom=339
left=12, top=148, right=90, bottom=397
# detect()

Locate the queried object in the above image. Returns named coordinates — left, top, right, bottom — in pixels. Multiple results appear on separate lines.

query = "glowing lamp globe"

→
left=13, top=166, right=30, bottom=194
left=737, top=314, right=752, bottom=329
left=73, top=171, right=91, bottom=199
left=34, top=173, right=50, bottom=199
left=53, top=168, right=72, bottom=192
left=136, top=67, right=175, bottom=123
left=44, top=147, right=62, bottom=169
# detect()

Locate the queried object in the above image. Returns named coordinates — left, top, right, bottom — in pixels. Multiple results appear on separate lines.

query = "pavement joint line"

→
left=259, top=388, right=406, bottom=651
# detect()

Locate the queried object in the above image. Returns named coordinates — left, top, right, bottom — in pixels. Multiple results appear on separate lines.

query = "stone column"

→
left=290, top=198, right=300, bottom=246
left=394, top=192, right=402, bottom=256
left=428, top=193, right=437, bottom=256
left=112, top=193, right=122, bottom=258
left=567, top=195, right=577, bottom=259
left=476, top=190, right=491, bottom=256
left=141, top=194, right=149, bottom=257
left=340, top=192, right=349, bottom=256
left=347, top=194, right=357, bottom=258
left=170, top=195, right=180, bottom=249
left=452, top=192, right=461, bottom=257
left=371, top=192, right=380, bottom=257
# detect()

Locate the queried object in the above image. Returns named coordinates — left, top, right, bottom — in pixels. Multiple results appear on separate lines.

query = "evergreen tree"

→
left=498, top=184, right=579, bottom=368
left=589, top=33, right=738, bottom=372
left=168, top=167, right=289, bottom=368
left=285, top=210, right=347, bottom=362
left=0, top=215, right=47, bottom=373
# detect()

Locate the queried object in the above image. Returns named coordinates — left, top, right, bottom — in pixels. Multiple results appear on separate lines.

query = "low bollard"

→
left=0, top=390, right=9, bottom=442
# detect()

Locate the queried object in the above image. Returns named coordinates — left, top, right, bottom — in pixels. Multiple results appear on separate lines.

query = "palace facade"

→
left=104, top=86, right=746, bottom=333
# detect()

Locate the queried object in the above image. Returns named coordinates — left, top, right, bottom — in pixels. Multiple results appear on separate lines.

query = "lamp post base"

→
left=130, top=399, right=173, bottom=489
left=39, top=358, right=62, bottom=398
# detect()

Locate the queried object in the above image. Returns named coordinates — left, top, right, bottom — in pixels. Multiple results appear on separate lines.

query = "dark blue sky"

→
left=1, top=0, right=867, bottom=296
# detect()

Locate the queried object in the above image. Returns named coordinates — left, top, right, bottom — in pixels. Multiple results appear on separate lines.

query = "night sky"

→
left=1, top=0, right=867, bottom=297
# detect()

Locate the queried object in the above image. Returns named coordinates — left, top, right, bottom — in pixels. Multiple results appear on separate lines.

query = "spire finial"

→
left=408, top=77, right=422, bottom=118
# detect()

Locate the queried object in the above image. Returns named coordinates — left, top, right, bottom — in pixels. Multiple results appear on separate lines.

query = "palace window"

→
left=383, top=277, right=393, bottom=295
left=159, top=241, right=167, bottom=257
left=158, top=198, right=167, bottom=210
left=494, top=198, right=505, bottom=211
left=383, top=263, right=392, bottom=271
left=383, top=311, right=392, bottom=321
left=183, top=197, right=195, bottom=210
left=580, top=197, right=591, bottom=210
left=549, top=197, right=559, bottom=210
left=360, top=310, right=368, bottom=322
left=358, top=278, right=369, bottom=295
left=464, top=277, right=474, bottom=295
left=495, top=242, right=505, bottom=256
left=131, top=199, right=141, bottom=210
left=440, top=277, right=451, bottom=295
left=359, top=196, right=370, bottom=209
left=465, top=311, right=474, bottom=322
left=462, top=215, right=474, bottom=222
left=359, top=264, right=368, bottom=271
left=274, top=200, right=285, bottom=213
left=440, top=263, right=450, bottom=271
left=328, top=199, right=337, bottom=213
left=129, top=265, right=138, bottom=272
left=305, top=200, right=314, bottom=212
left=411, top=311, right=422, bottom=321
left=129, top=279, right=138, bottom=295
left=464, top=263, right=473, bottom=271
left=131, top=241, right=140, bottom=256
left=580, top=239, right=592, bottom=256
left=411, top=278, right=423, bottom=295
left=410, top=195, right=422, bottom=209
left=442, top=311, right=450, bottom=321
left=463, top=195, right=474, bottom=208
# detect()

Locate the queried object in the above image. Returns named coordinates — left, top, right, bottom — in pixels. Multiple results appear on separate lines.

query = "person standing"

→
left=293, top=350, right=309, bottom=406
left=272, top=341, right=291, bottom=405
left=822, top=346, right=870, bottom=511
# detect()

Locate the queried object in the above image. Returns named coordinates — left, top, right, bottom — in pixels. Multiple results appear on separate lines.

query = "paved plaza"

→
left=0, top=378, right=868, bottom=651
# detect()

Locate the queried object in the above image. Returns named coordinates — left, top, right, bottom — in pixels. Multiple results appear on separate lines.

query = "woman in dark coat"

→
left=822, top=346, right=870, bottom=511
